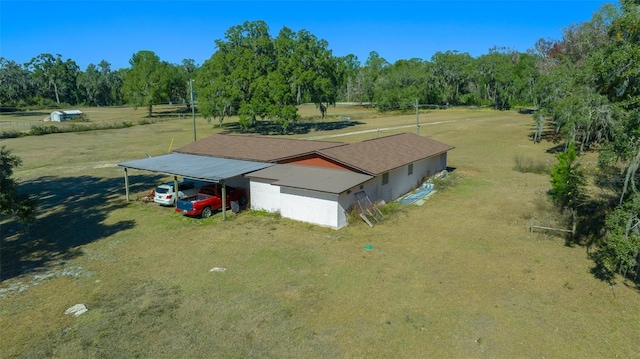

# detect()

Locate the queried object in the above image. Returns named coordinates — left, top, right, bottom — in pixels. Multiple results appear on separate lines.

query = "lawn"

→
left=1, top=105, right=638, bottom=358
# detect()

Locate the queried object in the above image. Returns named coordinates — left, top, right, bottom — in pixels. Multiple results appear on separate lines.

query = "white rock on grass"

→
left=209, top=267, right=227, bottom=273
left=64, top=304, right=88, bottom=317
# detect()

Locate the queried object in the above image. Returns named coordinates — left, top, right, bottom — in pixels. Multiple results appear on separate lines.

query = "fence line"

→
left=0, top=121, right=40, bottom=129
left=529, top=217, right=575, bottom=235
left=0, top=115, right=193, bottom=133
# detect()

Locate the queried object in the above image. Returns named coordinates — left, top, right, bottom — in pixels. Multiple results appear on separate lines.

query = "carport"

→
left=117, top=153, right=274, bottom=219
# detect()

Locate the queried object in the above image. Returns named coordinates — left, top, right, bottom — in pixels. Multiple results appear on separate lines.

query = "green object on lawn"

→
left=364, top=245, right=374, bottom=250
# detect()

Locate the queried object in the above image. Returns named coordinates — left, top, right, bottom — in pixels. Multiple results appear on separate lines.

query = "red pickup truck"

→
left=176, top=184, right=247, bottom=218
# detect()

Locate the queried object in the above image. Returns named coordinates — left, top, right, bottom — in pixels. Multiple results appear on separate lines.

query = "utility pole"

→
left=415, top=99, right=420, bottom=136
left=190, top=79, right=196, bottom=142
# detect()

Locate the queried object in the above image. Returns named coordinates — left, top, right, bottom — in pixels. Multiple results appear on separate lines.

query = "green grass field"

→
left=1, top=105, right=639, bottom=358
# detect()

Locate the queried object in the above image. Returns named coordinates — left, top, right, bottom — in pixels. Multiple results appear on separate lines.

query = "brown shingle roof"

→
left=176, top=134, right=346, bottom=162
left=317, top=133, right=454, bottom=175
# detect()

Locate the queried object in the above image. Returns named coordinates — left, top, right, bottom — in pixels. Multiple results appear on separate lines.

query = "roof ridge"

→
left=218, top=133, right=346, bottom=145
left=313, top=150, right=374, bottom=175
left=360, top=132, right=410, bottom=142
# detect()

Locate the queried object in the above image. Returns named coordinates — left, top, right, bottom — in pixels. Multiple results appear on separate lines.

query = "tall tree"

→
left=560, top=3, right=619, bottom=65
left=475, top=47, right=519, bottom=110
left=337, top=54, right=361, bottom=102
left=360, top=51, right=389, bottom=102
left=181, top=59, right=199, bottom=109
left=274, top=28, right=341, bottom=119
left=212, top=20, right=275, bottom=128
left=431, top=51, right=475, bottom=105
left=373, top=58, right=432, bottom=111
left=0, top=58, right=33, bottom=107
left=198, top=21, right=298, bottom=130
left=181, top=58, right=198, bottom=75
left=0, top=146, right=36, bottom=224
left=591, top=0, right=640, bottom=280
left=78, top=61, right=117, bottom=106
left=548, top=142, right=585, bottom=244
left=549, top=142, right=585, bottom=209
left=27, top=53, right=80, bottom=105
left=164, top=62, right=186, bottom=105
left=110, top=68, right=127, bottom=105
left=293, top=29, right=340, bottom=119
left=122, top=50, right=168, bottom=117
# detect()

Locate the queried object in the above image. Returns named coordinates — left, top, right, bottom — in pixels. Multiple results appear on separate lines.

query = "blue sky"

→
left=1, top=1, right=613, bottom=70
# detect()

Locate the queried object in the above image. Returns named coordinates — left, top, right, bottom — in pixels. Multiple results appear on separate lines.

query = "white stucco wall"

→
left=249, top=179, right=281, bottom=212
left=387, top=155, right=442, bottom=201
left=353, top=153, right=448, bottom=204
left=280, top=187, right=340, bottom=229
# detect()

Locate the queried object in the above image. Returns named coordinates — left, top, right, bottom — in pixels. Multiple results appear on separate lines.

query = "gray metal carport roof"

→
left=118, top=153, right=275, bottom=221
left=117, top=153, right=274, bottom=182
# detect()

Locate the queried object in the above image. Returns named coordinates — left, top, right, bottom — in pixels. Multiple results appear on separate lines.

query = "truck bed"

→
left=176, top=194, right=213, bottom=212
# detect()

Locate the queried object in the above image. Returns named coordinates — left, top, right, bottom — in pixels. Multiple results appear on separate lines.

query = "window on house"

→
left=382, top=172, right=389, bottom=185
left=408, top=163, right=413, bottom=176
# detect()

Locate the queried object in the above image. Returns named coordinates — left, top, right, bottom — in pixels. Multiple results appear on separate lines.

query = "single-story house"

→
left=50, top=110, right=83, bottom=122
left=119, top=132, right=453, bottom=229
left=172, top=133, right=454, bottom=229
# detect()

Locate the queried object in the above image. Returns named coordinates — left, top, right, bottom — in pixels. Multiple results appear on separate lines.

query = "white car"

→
left=154, top=181, right=202, bottom=206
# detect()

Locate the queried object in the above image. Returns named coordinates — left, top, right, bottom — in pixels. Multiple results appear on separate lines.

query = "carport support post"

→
left=124, top=167, right=130, bottom=201
left=221, top=179, right=226, bottom=220
left=173, top=176, right=179, bottom=208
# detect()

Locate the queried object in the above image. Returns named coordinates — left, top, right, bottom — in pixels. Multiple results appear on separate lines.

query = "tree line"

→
left=1, top=20, right=540, bottom=127
left=537, top=0, right=640, bottom=284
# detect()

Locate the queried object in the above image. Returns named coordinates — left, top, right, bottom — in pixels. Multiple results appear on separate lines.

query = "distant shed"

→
left=50, top=110, right=83, bottom=122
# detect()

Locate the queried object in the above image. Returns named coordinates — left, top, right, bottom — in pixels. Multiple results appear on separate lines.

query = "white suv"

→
left=154, top=181, right=202, bottom=206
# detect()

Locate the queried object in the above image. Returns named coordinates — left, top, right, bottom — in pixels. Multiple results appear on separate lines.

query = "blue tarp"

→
left=398, top=182, right=434, bottom=204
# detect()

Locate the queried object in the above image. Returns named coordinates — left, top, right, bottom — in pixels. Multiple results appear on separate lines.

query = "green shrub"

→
left=12, top=114, right=177, bottom=138
left=248, top=209, right=281, bottom=219
left=0, top=130, right=22, bottom=139
left=378, top=201, right=403, bottom=216
left=29, top=125, right=61, bottom=136
left=429, top=172, right=458, bottom=190
left=69, top=123, right=89, bottom=132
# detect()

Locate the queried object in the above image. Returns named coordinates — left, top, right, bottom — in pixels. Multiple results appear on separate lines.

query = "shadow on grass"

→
left=527, top=127, right=565, bottom=153
left=155, top=105, right=192, bottom=115
left=222, top=119, right=365, bottom=135
left=589, top=261, right=616, bottom=284
left=0, top=173, right=163, bottom=282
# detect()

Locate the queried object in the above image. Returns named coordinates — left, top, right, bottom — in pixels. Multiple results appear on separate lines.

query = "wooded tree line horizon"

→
left=2, top=15, right=562, bottom=124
